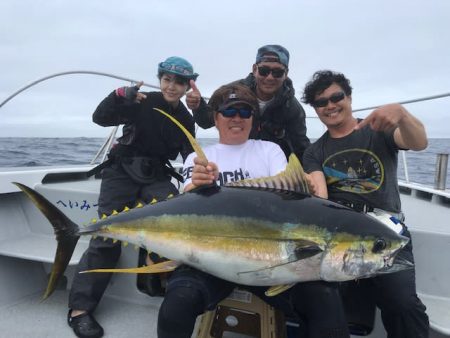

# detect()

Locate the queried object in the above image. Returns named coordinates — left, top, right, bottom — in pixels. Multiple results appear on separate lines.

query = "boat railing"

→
left=1, top=70, right=449, bottom=190
left=352, top=93, right=450, bottom=189
left=434, top=153, right=449, bottom=190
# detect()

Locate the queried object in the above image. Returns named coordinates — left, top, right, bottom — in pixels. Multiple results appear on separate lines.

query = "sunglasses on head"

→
left=313, top=91, right=346, bottom=108
left=257, top=66, right=286, bottom=78
left=159, top=62, right=193, bottom=76
left=219, top=107, right=253, bottom=119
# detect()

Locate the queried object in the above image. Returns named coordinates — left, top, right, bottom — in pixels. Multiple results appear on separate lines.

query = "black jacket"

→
left=193, top=74, right=310, bottom=160
left=93, top=91, right=195, bottom=162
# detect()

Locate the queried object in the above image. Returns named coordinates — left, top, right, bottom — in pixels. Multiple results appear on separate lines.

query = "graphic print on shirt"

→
left=183, top=166, right=251, bottom=186
left=323, top=149, right=384, bottom=194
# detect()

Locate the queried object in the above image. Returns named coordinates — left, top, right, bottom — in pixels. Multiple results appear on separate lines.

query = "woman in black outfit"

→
left=67, top=56, right=198, bottom=338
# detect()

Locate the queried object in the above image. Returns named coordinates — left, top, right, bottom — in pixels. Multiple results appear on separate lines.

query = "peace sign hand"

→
left=115, top=81, right=147, bottom=103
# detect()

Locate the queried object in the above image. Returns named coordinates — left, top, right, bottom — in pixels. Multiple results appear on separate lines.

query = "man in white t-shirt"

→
left=157, top=83, right=349, bottom=338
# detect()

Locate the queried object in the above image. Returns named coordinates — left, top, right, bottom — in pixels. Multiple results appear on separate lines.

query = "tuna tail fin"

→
left=13, top=182, right=80, bottom=300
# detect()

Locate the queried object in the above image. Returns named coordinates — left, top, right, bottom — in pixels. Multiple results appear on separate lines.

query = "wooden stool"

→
left=196, top=288, right=286, bottom=338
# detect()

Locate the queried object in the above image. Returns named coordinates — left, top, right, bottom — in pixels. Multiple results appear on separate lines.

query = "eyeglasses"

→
left=219, top=107, right=253, bottom=119
left=159, top=62, right=193, bottom=76
left=257, top=66, right=286, bottom=79
left=313, top=91, right=346, bottom=108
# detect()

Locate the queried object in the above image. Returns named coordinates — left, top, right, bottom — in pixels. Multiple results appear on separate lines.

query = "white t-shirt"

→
left=183, top=139, right=287, bottom=187
left=258, top=98, right=274, bottom=113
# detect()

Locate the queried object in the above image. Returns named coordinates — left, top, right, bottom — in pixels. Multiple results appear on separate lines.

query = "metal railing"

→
left=352, top=93, right=450, bottom=185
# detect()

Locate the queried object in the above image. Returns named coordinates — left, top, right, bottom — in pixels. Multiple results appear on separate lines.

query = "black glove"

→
left=115, top=85, right=139, bottom=102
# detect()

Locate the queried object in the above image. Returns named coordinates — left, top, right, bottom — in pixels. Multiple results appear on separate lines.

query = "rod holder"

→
left=434, top=153, right=448, bottom=190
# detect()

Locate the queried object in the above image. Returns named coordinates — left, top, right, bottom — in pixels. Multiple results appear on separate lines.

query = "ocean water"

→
left=0, top=137, right=449, bottom=188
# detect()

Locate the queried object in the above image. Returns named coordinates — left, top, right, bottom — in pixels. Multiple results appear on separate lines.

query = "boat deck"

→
left=0, top=290, right=161, bottom=338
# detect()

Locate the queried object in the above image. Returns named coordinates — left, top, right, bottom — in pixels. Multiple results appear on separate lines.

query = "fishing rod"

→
left=0, top=70, right=161, bottom=109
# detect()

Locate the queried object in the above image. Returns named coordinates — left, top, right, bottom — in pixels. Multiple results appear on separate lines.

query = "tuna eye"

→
left=372, top=239, right=387, bottom=253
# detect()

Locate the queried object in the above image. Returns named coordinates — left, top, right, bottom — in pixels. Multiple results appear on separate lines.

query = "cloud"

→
left=1, top=0, right=449, bottom=138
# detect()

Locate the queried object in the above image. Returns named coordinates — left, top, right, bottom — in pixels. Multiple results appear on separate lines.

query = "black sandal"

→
left=67, top=310, right=104, bottom=338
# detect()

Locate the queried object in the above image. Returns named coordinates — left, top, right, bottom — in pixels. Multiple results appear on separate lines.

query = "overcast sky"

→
left=1, top=0, right=449, bottom=139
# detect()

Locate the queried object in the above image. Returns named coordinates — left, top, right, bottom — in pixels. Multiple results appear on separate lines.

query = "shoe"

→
left=137, top=273, right=166, bottom=297
left=67, top=310, right=104, bottom=338
left=137, top=250, right=168, bottom=297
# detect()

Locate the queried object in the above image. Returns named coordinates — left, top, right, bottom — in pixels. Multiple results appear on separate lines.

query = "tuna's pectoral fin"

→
left=294, top=244, right=323, bottom=260
left=80, top=260, right=180, bottom=274
left=265, top=284, right=296, bottom=297
left=238, top=242, right=323, bottom=279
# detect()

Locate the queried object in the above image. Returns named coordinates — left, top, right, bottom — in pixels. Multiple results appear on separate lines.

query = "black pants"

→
left=157, top=266, right=350, bottom=338
left=340, top=228, right=429, bottom=338
left=69, top=163, right=178, bottom=312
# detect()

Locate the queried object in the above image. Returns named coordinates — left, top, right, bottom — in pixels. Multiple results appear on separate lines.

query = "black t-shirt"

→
left=303, top=124, right=402, bottom=213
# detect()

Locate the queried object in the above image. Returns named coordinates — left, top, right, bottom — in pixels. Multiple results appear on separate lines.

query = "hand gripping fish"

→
left=14, top=108, right=412, bottom=300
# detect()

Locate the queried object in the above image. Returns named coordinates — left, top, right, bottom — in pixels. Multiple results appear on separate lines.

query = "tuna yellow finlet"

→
left=91, top=218, right=97, bottom=223
left=101, top=214, right=107, bottom=219
left=112, top=210, right=119, bottom=215
left=150, top=198, right=157, bottom=204
left=123, top=206, right=130, bottom=212
left=167, top=194, right=174, bottom=199
left=136, top=202, right=144, bottom=208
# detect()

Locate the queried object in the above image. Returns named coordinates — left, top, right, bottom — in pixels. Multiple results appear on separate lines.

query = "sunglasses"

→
left=257, top=66, right=286, bottom=78
left=159, top=62, right=193, bottom=76
left=219, top=107, right=253, bottom=119
left=313, top=91, right=346, bottom=108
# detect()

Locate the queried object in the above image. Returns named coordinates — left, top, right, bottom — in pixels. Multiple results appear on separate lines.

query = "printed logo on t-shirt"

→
left=183, top=166, right=250, bottom=186
left=218, top=168, right=251, bottom=185
left=322, top=149, right=384, bottom=194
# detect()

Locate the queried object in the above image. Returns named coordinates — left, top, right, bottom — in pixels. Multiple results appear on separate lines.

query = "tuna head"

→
left=319, top=223, right=411, bottom=282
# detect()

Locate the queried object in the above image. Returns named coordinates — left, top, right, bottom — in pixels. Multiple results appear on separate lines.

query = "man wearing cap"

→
left=157, top=83, right=350, bottom=338
left=67, top=56, right=198, bottom=338
left=187, top=44, right=311, bottom=161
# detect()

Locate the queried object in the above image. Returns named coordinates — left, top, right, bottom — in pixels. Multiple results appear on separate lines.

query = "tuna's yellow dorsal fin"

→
left=265, top=284, right=296, bottom=297
left=153, top=107, right=208, bottom=163
left=225, top=153, right=310, bottom=194
left=80, top=260, right=181, bottom=274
